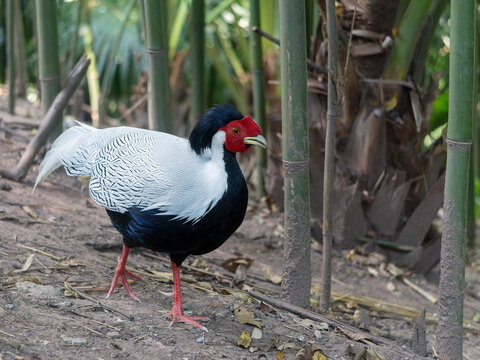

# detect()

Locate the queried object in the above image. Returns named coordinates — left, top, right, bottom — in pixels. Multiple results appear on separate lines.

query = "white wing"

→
left=88, top=130, right=228, bottom=223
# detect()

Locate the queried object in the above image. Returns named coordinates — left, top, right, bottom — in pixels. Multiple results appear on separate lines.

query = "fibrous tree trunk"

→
left=265, top=0, right=450, bottom=274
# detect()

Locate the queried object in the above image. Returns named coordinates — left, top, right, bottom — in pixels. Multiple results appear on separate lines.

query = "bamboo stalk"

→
left=436, top=0, right=475, bottom=356
left=144, top=0, right=171, bottom=132
left=320, top=0, right=341, bottom=313
left=190, top=0, right=205, bottom=124
left=6, top=0, right=14, bottom=114
left=35, top=0, right=62, bottom=137
left=82, top=23, right=100, bottom=128
left=249, top=0, right=267, bottom=199
left=66, top=0, right=83, bottom=75
left=98, top=0, right=136, bottom=125
left=468, top=12, right=479, bottom=250
left=13, top=0, right=27, bottom=97
left=279, top=0, right=310, bottom=307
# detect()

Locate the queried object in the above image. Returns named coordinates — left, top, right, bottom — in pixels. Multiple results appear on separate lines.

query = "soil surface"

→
left=1, top=113, right=479, bottom=360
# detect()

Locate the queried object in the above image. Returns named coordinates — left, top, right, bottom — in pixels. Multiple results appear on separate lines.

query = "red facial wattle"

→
left=220, top=116, right=264, bottom=153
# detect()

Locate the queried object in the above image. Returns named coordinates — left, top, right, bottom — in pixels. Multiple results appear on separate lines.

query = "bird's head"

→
left=189, top=105, right=267, bottom=155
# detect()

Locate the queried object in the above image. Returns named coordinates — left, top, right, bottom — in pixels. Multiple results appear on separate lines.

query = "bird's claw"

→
left=106, top=268, right=141, bottom=302
left=166, top=307, right=209, bottom=332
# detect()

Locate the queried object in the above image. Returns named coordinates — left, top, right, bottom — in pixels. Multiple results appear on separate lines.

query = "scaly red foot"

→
left=165, top=260, right=208, bottom=331
left=106, top=245, right=141, bottom=301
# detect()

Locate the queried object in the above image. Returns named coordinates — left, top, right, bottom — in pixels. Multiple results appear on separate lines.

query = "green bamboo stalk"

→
left=467, top=149, right=475, bottom=250
left=382, top=0, right=433, bottom=80
left=144, top=0, right=171, bottom=132
left=436, top=0, right=475, bottom=356
left=169, top=0, right=189, bottom=60
left=279, top=0, right=310, bottom=308
left=467, top=0, right=478, bottom=251
left=98, top=0, right=136, bottom=125
left=66, top=0, right=83, bottom=75
left=14, top=0, right=27, bottom=97
left=82, top=23, right=100, bottom=128
left=35, top=0, right=62, bottom=136
left=190, top=0, right=205, bottom=123
left=205, top=0, right=237, bottom=24
left=249, top=0, right=267, bottom=199
left=6, top=0, right=14, bottom=114
left=320, top=0, right=340, bottom=313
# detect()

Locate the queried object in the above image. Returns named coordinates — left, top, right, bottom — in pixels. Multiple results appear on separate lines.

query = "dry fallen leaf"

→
left=312, top=351, right=327, bottom=360
left=251, top=327, right=262, bottom=340
left=262, top=267, right=282, bottom=284
left=22, top=205, right=39, bottom=219
left=234, top=304, right=262, bottom=329
left=275, top=350, right=284, bottom=360
left=13, top=254, right=35, bottom=273
left=221, top=257, right=253, bottom=273
left=366, top=348, right=386, bottom=360
left=237, top=330, right=251, bottom=348
left=338, top=326, right=370, bottom=342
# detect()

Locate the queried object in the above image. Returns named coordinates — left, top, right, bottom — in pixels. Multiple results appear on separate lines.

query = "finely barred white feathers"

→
left=35, top=123, right=229, bottom=223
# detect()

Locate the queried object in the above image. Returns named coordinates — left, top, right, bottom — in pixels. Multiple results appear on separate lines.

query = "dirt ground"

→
left=1, top=114, right=479, bottom=360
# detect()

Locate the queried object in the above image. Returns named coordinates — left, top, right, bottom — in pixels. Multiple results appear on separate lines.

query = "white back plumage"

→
left=35, top=124, right=228, bottom=223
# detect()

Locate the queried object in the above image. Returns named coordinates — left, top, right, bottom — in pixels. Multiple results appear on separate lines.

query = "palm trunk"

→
left=249, top=0, right=267, bottom=199
left=320, top=0, right=341, bottom=313
left=144, top=0, right=171, bottom=132
left=35, top=0, right=62, bottom=137
left=6, top=0, right=14, bottom=114
left=436, top=0, right=475, bottom=356
left=190, top=0, right=205, bottom=123
left=279, top=0, right=311, bottom=308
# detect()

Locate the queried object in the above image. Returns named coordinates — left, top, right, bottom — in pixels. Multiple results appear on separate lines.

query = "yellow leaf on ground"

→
left=234, top=304, right=262, bottom=328
left=237, top=330, right=251, bottom=348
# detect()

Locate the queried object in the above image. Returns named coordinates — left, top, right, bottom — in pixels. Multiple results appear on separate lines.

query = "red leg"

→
left=165, top=259, right=208, bottom=331
left=106, top=245, right=142, bottom=301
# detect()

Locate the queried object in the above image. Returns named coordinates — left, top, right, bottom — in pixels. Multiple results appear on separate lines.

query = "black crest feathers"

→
left=189, top=105, right=244, bottom=155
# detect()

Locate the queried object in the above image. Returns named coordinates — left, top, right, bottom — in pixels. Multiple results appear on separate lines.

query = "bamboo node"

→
left=146, top=48, right=167, bottom=55
left=39, top=75, right=60, bottom=82
left=282, top=159, right=309, bottom=177
left=446, top=138, right=472, bottom=150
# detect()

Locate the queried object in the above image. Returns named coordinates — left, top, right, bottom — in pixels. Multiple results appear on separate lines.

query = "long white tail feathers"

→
left=34, top=123, right=93, bottom=190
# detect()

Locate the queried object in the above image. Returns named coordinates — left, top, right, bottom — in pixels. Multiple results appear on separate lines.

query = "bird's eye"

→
left=232, top=127, right=240, bottom=135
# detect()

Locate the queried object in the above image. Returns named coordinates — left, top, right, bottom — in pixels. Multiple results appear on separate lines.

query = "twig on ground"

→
left=16, top=243, right=62, bottom=261
left=0, top=123, right=31, bottom=143
left=248, top=289, right=417, bottom=358
left=401, top=276, right=438, bottom=303
left=64, top=281, right=134, bottom=321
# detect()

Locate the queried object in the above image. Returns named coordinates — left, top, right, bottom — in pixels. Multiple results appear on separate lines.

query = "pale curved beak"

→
left=244, top=134, right=267, bottom=149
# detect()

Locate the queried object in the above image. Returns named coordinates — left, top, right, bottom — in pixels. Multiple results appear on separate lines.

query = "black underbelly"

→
left=106, top=186, right=247, bottom=265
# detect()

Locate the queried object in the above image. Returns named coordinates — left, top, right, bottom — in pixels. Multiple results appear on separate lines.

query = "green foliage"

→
left=429, top=91, right=449, bottom=131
